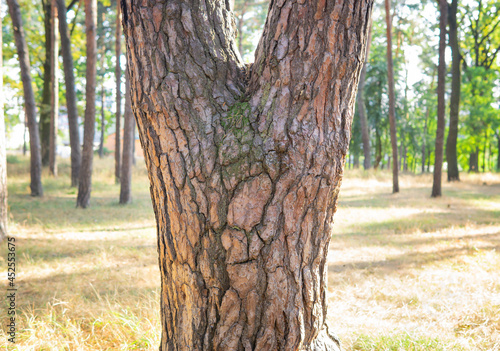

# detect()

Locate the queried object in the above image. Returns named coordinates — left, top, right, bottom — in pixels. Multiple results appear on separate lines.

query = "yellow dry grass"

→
left=1, top=157, right=499, bottom=350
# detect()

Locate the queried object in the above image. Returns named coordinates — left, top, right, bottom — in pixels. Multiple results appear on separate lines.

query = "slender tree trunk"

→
left=119, top=71, right=133, bottom=204
left=40, top=1, right=52, bottom=166
left=469, top=149, right=479, bottom=172
left=431, top=0, right=448, bottom=198
left=114, top=1, right=122, bottom=183
left=384, top=0, right=399, bottom=193
left=76, top=0, right=97, bottom=208
left=496, top=134, right=500, bottom=171
left=122, top=0, right=373, bottom=349
left=57, top=0, right=81, bottom=187
left=99, top=82, right=105, bottom=158
left=374, top=128, right=382, bottom=169
left=357, top=20, right=373, bottom=170
left=49, top=0, right=59, bottom=176
left=0, top=7, right=7, bottom=241
left=7, top=0, right=43, bottom=197
left=446, top=0, right=460, bottom=181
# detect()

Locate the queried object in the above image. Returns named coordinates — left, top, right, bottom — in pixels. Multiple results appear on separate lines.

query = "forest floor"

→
left=1, top=156, right=499, bottom=350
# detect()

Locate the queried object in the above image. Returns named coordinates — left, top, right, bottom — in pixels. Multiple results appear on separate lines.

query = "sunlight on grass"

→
left=1, top=157, right=499, bottom=349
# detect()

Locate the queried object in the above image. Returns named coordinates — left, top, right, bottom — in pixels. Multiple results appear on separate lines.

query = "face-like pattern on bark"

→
left=121, top=0, right=373, bottom=349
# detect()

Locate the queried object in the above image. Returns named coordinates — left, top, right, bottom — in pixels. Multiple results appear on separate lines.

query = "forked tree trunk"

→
left=76, top=0, right=97, bottom=208
left=49, top=0, right=59, bottom=176
left=446, top=0, right=460, bottom=182
left=0, top=7, right=7, bottom=241
left=384, top=0, right=399, bottom=193
left=115, top=1, right=122, bottom=183
left=7, top=0, right=43, bottom=197
left=119, top=71, right=133, bottom=204
left=57, top=0, right=81, bottom=187
left=357, top=20, right=373, bottom=170
left=431, top=0, right=448, bottom=198
left=122, top=0, right=373, bottom=349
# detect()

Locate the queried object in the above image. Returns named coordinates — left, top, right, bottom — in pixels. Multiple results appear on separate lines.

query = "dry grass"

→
left=1, top=157, right=499, bottom=350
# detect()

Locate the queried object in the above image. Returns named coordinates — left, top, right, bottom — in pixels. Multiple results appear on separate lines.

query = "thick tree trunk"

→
left=57, top=0, right=81, bottom=187
left=357, top=20, right=372, bottom=170
left=115, top=1, right=122, bottom=183
left=432, top=0, right=448, bottom=198
left=0, top=9, right=7, bottom=241
left=123, top=0, right=373, bottom=349
left=446, top=0, right=460, bottom=182
left=119, top=71, right=133, bottom=204
left=384, top=0, right=399, bottom=193
left=76, top=0, right=97, bottom=208
left=41, top=1, right=52, bottom=166
left=7, top=0, right=43, bottom=197
left=49, top=0, right=59, bottom=176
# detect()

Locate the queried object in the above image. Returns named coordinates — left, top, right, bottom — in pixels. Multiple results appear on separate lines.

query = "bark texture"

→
left=384, top=0, right=399, bottom=193
left=432, top=0, right=448, bottom=198
left=49, top=0, right=59, bottom=176
left=119, top=71, right=133, bottom=204
left=115, top=1, right=122, bottom=183
left=0, top=9, right=7, bottom=241
left=356, top=20, right=372, bottom=170
left=122, top=0, right=373, bottom=349
left=7, top=0, right=44, bottom=196
left=41, top=0, right=52, bottom=166
left=57, top=0, right=81, bottom=187
left=445, top=0, right=460, bottom=182
left=76, top=0, right=97, bottom=208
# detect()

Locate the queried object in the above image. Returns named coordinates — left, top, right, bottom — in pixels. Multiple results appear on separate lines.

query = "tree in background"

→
left=115, top=0, right=122, bottom=184
left=233, top=0, right=268, bottom=61
left=7, top=0, right=44, bottom=197
left=76, top=0, right=97, bottom=208
left=49, top=0, right=59, bottom=176
left=1, top=2, right=8, bottom=241
left=431, top=0, right=448, bottom=198
left=119, top=71, right=133, bottom=204
left=385, top=0, right=399, bottom=193
left=57, top=0, right=82, bottom=187
left=446, top=0, right=461, bottom=181
left=122, top=0, right=373, bottom=348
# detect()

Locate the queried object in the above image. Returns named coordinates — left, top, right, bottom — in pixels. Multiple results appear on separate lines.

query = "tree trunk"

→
left=384, top=0, right=399, bottom=193
left=374, top=129, right=382, bottom=169
left=40, top=0, right=52, bottom=166
left=99, top=82, right=105, bottom=158
left=49, top=0, right=59, bottom=176
left=469, top=149, right=479, bottom=172
left=357, top=20, right=372, bottom=170
left=122, top=0, right=373, bottom=349
left=446, top=0, right=460, bottom=182
left=119, top=71, right=133, bottom=204
left=431, top=0, right=448, bottom=198
left=0, top=8, right=7, bottom=241
left=7, top=0, right=43, bottom=197
left=496, top=134, right=500, bottom=171
left=57, top=0, right=81, bottom=187
left=76, top=0, right=97, bottom=208
left=114, top=0, right=122, bottom=183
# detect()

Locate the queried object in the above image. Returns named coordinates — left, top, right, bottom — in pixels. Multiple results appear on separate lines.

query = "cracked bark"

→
left=122, top=0, right=373, bottom=349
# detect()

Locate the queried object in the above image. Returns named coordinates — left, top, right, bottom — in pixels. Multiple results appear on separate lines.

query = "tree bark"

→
left=119, top=71, right=133, bottom=204
left=446, top=0, right=460, bottom=181
left=122, top=0, right=373, bottom=349
left=356, top=19, right=372, bottom=170
left=115, top=0, right=122, bottom=183
left=0, top=7, right=7, bottom=241
left=49, top=0, right=59, bottom=176
left=41, top=0, right=52, bottom=166
left=384, top=0, right=399, bottom=193
left=76, top=0, right=97, bottom=208
left=57, top=0, right=81, bottom=187
left=431, top=0, right=448, bottom=198
left=7, top=0, right=44, bottom=197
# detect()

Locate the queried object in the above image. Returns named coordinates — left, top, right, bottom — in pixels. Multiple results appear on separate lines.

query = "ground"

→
left=1, top=156, right=499, bottom=350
